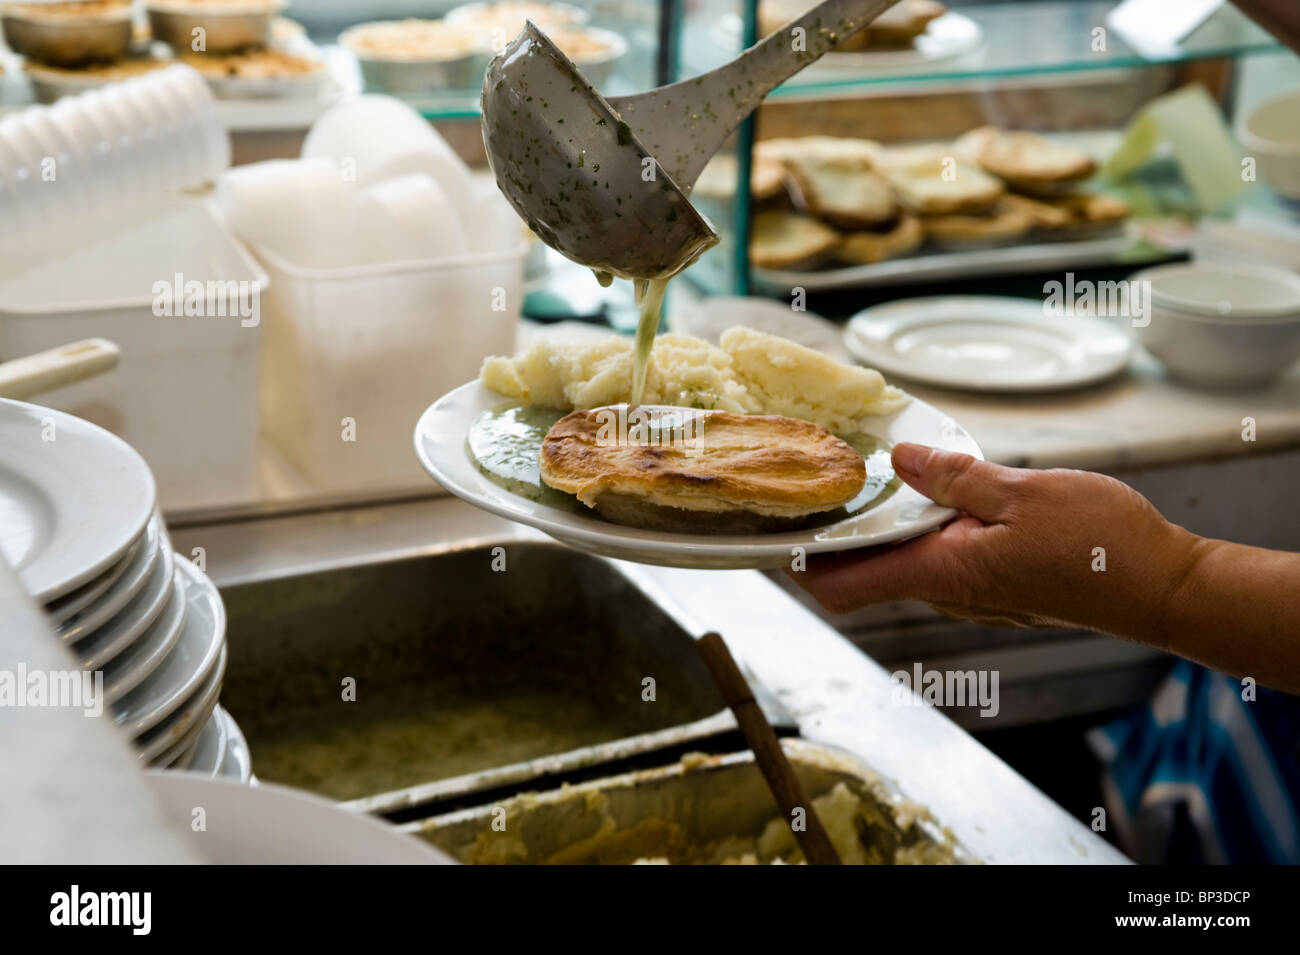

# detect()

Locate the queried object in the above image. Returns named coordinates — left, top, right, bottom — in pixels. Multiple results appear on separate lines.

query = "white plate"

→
left=183, top=705, right=230, bottom=777
left=844, top=296, right=1135, bottom=393
left=99, top=568, right=186, bottom=703
left=58, top=514, right=165, bottom=643
left=113, top=559, right=224, bottom=737
left=753, top=226, right=1135, bottom=292
left=0, top=399, right=156, bottom=603
left=414, top=381, right=982, bottom=570
left=139, top=644, right=225, bottom=764
left=44, top=542, right=135, bottom=625
left=74, top=543, right=174, bottom=672
left=217, top=706, right=252, bottom=783
left=144, top=772, right=454, bottom=864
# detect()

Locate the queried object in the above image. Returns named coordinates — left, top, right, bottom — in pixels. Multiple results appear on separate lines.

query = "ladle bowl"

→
left=481, top=0, right=902, bottom=281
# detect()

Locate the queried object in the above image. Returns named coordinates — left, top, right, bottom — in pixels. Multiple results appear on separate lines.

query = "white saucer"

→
left=75, top=549, right=177, bottom=674
left=414, top=381, right=982, bottom=570
left=100, top=569, right=187, bottom=704
left=44, top=542, right=134, bottom=625
left=58, top=515, right=166, bottom=644
left=113, top=559, right=224, bottom=737
left=0, top=399, right=156, bottom=603
left=140, top=644, right=226, bottom=764
left=144, top=773, right=454, bottom=864
left=844, top=296, right=1135, bottom=393
left=217, top=707, right=252, bottom=783
left=183, top=705, right=230, bottom=777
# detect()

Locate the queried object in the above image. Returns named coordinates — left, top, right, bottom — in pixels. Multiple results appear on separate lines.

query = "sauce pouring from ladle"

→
left=480, top=0, right=903, bottom=401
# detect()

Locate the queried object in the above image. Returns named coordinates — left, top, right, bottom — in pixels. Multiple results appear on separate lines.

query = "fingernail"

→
left=892, top=442, right=929, bottom=479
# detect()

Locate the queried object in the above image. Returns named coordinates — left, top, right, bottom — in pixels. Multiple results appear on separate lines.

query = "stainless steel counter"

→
left=171, top=495, right=1130, bottom=864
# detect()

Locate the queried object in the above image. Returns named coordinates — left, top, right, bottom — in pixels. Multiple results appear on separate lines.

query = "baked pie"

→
left=694, top=154, right=788, bottom=203
left=783, top=156, right=897, bottom=228
left=1033, top=193, right=1130, bottom=239
left=25, top=55, right=167, bottom=82
left=340, top=19, right=480, bottom=61
left=445, top=1, right=586, bottom=37
left=750, top=210, right=841, bottom=270
left=759, top=0, right=946, bottom=51
left=835, top=213, right=924, bottom=264
left=539, top=409, right=867, bottom=533
left=954, top=126, right=1097, bottom=192
left=756, top=135, right=882, bottom=169
left=877, top=145, right=1005, bottom=215
left=6, top=0, right=131, bottom=16
left=180, top=47, right=322, bottom=78
left=920, top=199, right=1034, bottom=246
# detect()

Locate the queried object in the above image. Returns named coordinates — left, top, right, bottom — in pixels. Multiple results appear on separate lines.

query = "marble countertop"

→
left=901, top=350, right=1300, bottom=471
left=660, top=295, right=1300, bottom=472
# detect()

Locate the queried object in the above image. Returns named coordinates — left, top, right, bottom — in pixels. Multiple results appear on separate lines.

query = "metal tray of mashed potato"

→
left=403, top=738, right=969, bottom=865
left=218, top=541, right=794, bottom=815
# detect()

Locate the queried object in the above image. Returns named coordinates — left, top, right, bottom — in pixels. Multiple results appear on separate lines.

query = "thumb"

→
left=891, top=442, right=1015, bottom=523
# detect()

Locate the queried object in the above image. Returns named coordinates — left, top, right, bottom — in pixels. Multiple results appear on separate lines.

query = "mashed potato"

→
left=480, top=327, right=908, bottom=434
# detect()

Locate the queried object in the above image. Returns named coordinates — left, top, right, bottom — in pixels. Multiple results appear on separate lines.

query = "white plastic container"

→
left=0, top=199, right=268, bottom=513
left=255, top=241, right=526, bottom=494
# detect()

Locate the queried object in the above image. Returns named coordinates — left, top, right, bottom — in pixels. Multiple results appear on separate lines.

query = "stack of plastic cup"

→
left=0, top=65, right=229, bottom=258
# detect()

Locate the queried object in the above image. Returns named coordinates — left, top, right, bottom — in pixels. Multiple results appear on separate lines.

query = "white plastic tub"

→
left=254, top=241, right=526, bottom=494
left=0, top=199, right=267, bottom=513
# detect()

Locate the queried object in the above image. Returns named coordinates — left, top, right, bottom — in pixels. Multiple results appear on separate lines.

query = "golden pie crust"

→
left=954, top=126, right=1096, bottom=187
left=756, top=135, right=882, bottom=169
left=180, top=47, right=322, bottom=77
left=921, top=199, right=1033, bottom=244
left=759, top=0, right=945, bottom=51
left=835, top=213, right=924, bottom=264
left=539, top=409, right=866, bottom=529
left=750, top=210, right=841, bottom=269
left=341, top=19, right=479, bottom=61
left=7, top=0, right=130, bottom=18
left=695, top=154, right=789, bottom=203
left=784, top=156, right=897, bottom=228
left=878, top=145, right=1005, bottom=215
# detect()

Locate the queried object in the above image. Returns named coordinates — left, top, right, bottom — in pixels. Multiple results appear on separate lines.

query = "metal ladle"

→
left=481, top=0, right=901, bottom=282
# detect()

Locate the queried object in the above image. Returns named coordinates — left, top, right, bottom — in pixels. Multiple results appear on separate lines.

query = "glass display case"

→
left=671, top=0, right=1293, bottom=303
left=0, top=0, right=1294, bottom=318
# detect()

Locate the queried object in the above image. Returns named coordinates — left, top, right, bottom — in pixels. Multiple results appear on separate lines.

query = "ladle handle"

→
left=610, top=0, right=901, bottom=188
left=715, top=0, right=902, bottom=115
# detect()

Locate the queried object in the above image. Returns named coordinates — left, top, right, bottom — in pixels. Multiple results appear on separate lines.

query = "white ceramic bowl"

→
left=1132, top=262, right=1300, bottom=388
left=1240, top=90, right=1300, bottom=206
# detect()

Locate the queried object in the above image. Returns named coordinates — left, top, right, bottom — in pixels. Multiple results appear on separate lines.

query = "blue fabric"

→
left=1089, top=661, right=1300, bottom=864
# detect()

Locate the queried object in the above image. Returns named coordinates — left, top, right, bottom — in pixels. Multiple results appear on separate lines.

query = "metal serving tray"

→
left=218, top=541, right=792, bottom=815
left=406, top=739, right=969, bottom=865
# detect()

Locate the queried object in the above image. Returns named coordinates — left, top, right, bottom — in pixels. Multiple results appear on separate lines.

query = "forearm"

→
left=1158, top=536, right=1300, bottom=693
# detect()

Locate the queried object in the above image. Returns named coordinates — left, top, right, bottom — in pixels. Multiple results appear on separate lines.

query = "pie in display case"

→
left=673, top=0, right=1294, bottom=300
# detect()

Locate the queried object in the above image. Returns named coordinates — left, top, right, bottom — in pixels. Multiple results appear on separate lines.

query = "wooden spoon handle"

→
left=696, top=631, right=842, bottom=865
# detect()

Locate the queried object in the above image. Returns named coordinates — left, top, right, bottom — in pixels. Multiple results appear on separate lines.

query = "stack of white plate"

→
left=1, top=398, right=248, bottom=782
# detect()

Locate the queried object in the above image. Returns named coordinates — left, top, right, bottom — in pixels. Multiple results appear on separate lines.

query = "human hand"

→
left=790, top=443, right=1202, bottom=645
